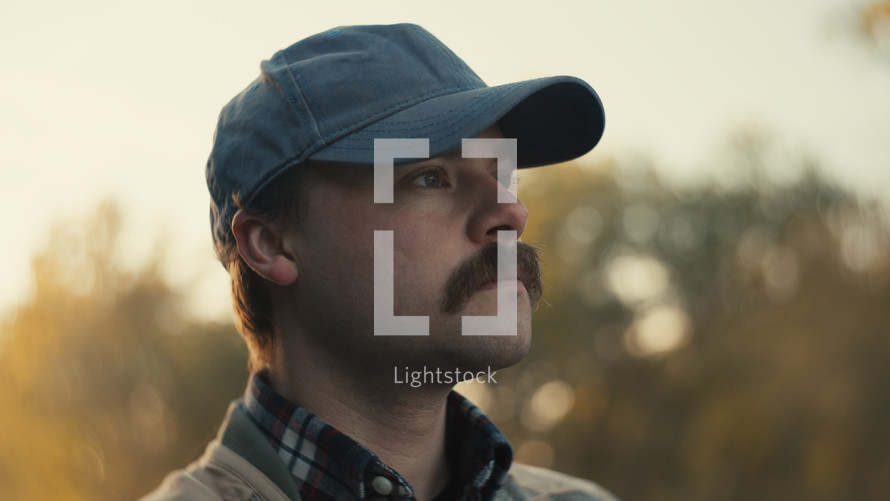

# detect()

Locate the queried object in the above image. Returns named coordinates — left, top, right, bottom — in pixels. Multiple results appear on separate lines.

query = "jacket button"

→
left=371, top=476, right=394, bottom=495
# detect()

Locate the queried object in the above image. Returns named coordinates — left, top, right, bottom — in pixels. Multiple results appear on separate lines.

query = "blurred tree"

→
left=479, top=140, right=890, bottom=501
left=0, top=202, right=248, bottom=501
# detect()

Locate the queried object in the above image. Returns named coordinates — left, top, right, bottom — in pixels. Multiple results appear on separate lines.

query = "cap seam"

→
left=319, top=84, right=465, bottom=139
left=275, top=54, right=326, bottom=151
left=348, top=84, right=518, bottom=132
left=408, top=24, right=474, bottom=89
left=324, top=84, right=522, bottom=149
left=284, top=58, right=329, bottom=144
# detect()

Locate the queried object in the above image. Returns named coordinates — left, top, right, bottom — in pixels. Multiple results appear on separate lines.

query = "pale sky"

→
left=2, top=0, right=889, bottom=319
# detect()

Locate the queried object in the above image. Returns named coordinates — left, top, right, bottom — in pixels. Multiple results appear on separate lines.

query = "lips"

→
left=475, top=264, right=529, bottom=292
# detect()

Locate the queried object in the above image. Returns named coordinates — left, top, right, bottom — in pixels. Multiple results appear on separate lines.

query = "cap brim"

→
left=308, top=76, right=605, bottom=168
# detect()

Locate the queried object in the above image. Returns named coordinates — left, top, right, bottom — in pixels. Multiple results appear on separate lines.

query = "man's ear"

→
left=231, top=210, right=299, bottom=286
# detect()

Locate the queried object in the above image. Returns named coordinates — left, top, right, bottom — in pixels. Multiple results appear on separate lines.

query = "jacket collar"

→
left=216, top=400, right=303, bottom=501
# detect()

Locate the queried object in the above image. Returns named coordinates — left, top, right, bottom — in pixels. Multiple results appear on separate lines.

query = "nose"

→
left=466, top=172, right=529, bottom=244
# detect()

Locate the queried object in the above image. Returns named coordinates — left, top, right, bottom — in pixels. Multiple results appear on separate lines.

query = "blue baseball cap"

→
left=208, top=23, right=605, bottom=262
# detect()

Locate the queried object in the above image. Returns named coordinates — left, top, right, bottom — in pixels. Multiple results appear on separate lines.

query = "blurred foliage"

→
left=0, top=203, right=249, bottom=500
left=490, top=141, right=890, bottom=501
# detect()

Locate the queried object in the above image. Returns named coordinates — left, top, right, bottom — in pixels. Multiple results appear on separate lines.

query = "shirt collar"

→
left=243, top=372, right=513, bottom=500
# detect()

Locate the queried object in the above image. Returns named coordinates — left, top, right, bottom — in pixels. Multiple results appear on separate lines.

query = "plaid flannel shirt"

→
left=243, top=372, right=513, bottom=501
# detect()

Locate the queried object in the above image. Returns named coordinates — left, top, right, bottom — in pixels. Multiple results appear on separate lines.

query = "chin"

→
left=456, top=297, right=533, bottom=367
left=391, top=295, right=534, bottom=373
left=438, top=318, right=532, bottom=373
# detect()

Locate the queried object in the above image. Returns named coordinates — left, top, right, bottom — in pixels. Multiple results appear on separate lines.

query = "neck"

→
left=268, top=340, right=453, bottom=501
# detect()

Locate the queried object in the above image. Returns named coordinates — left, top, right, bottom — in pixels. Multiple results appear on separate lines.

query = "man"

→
left=143, top=23, right=614, bottom=501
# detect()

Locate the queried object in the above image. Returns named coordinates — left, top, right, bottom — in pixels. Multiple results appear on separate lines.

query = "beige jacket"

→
left=141, top=402, right=617, bottom=501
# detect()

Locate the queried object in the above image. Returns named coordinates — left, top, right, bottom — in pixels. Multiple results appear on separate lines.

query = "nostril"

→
left=487, top=224, right=513, bottom=236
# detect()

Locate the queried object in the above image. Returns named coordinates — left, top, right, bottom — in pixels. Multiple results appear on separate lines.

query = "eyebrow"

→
left=439, top=148, right=500, bottom=168
left=398, top=147, right=499, bottom=173
left=442, top=148, right=463, bottom=161
left=394, top=148, right=462, bottom=169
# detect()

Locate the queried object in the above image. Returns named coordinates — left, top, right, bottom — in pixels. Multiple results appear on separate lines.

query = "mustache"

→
left=440, top=241, right=543, bottom=315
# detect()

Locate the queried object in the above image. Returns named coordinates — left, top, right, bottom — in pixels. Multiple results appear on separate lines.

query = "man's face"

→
left=279, top=127, right=540, bottom=378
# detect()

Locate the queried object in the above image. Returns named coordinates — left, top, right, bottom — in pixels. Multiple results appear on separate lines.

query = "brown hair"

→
left=222, top=165, right=310, bottom=371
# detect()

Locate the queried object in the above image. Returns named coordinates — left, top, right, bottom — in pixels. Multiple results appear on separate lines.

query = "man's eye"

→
left=411, top=168, right=447, bottom=188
